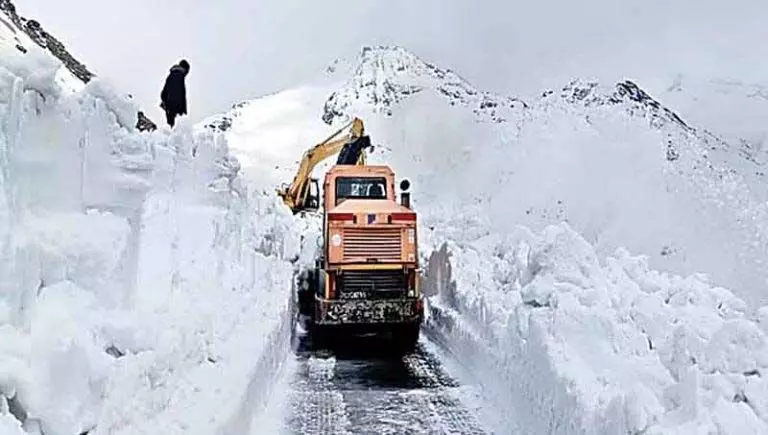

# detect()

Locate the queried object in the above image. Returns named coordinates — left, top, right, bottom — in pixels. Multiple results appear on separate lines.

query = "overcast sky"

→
left=15, top=0, right=768, bottom=125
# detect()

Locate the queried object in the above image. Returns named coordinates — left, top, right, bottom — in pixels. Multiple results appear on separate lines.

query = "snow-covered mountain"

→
left=321, top=45, right=528, bottom=125
left=514, top=78, right=768, bottom=307
left=660, top=75, right=768, bottom=164
left=209, top=44, right=768, bottom=309
left=204, top=45, right=527, bottom=133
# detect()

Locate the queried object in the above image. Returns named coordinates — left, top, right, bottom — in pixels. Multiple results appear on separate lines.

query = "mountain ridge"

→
left=200, top=44, right=768, bottom=308
left=204, top=45, right=717, bottom=145
left=320, top=45, right=528, bottom=125
left=0, top=0, right=92, bottom=83
left=0, top=0, right=157, bottom=131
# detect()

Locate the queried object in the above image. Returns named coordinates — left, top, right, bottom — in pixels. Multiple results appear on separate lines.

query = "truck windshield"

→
left=335, top=177, right=387, bottom=204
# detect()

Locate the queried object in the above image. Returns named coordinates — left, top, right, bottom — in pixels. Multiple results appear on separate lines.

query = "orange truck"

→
left=278, top=118, right=423, bottom=350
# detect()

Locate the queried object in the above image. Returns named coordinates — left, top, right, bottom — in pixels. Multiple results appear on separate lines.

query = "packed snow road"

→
left=262, top=323, right=494, bottom=435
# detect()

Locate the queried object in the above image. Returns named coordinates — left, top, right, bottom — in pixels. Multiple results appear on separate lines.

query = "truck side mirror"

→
left=400, top=179, right=410, bottom=191
left=307, top=179, right=320, bottom=210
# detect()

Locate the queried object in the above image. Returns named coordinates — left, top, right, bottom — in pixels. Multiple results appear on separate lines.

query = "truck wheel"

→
left=298, top=288, right=312, bottom=316
left=310, top=324, right=330, bottom=350
left=393, top=323, right=420, bottom=353
left=297, top=269, right=318, bottom=317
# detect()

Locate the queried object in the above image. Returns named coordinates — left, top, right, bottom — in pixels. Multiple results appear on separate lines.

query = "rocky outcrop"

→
left=136, top=111, right=157, bottom=132
left=557, top=79, right=693, bottom=133
left=0, top=0, right=93, bottom=82
left=0, top=0, right=157, bottom=132
left=204, top=101, right=247, bottom=132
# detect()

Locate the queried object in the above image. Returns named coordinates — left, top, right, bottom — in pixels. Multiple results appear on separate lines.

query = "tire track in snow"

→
left=286, top=356, right=352, bottom=435
left=281, top=333, right=490, bottom=435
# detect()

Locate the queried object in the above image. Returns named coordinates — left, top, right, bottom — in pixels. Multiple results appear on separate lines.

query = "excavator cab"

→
left=306, top=179, right=320, bottom=210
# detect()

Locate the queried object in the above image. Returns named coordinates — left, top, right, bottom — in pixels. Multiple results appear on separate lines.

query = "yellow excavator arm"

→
left=277, top=117, right=368, bottom=213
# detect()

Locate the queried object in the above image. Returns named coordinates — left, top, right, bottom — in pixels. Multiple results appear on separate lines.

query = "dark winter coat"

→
left=160, top=65, right=188, bottom=115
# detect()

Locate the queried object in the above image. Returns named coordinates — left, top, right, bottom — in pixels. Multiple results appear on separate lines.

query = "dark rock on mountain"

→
left=0, top=0, right=157, bottom=131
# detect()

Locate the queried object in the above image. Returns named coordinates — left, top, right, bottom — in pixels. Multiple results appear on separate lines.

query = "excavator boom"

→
left=277, top=117, right=370, bottom=214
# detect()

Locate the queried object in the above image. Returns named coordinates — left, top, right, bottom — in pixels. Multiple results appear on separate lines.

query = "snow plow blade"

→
left=314, top=296, right=423, bottom=325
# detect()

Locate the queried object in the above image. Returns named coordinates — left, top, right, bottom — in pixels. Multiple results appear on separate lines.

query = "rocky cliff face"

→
left=0, top=0, right=157, bottom=131
left=0, top=0, right=92, bottom=82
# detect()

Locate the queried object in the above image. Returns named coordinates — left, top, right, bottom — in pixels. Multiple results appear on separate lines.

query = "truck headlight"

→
left=407, top=228, right=415, bottom=244
left=331, top=233, right=342, bottom=247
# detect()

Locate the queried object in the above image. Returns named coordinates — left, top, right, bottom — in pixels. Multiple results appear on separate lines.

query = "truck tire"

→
left=393, top=323, right=420, bottom=353
left=310, top=323, right=331, bottom=349
left=297, top=270, right=315, bottom=316
left=298, top=289, right=312, bottom=316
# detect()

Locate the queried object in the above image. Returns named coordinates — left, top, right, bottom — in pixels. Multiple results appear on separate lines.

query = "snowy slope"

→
left=660, top=75, right=768, bottom=164
left=0, top=20, right=304, bottom=435
left=203, top=45, right=526, bottom=134
left=401, top=78, right=768, bottom=309
left=0, top=0, right=92, bottom=84
left=209, top=45, right=768, bottom=434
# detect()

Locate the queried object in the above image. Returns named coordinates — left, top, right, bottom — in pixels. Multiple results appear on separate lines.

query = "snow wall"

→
left=423, top=227, right=768, bottom=434
left=0, top=43, right=301, bottom=434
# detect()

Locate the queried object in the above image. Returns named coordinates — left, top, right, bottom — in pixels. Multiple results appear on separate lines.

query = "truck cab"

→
left=304, top=164, right=422, bottom=350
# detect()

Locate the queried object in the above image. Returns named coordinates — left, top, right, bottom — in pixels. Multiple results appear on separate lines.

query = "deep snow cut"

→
left=1, top=8, right=767, bottom=431
left=0, top=14, right=302, bottom=435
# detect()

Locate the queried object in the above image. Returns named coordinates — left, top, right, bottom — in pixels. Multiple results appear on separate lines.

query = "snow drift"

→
left=423, top=223, right=768, bottom=434
left=0, top=16, right=301, bottom=435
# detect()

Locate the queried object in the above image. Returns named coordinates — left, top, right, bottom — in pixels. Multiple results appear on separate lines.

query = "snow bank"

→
left=423, top=221, right=768, bottom=434
left=0, top=30, right=301, bottom=435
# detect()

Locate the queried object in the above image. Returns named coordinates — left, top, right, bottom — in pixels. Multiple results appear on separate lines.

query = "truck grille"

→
left=338, top=270, right=406, bottom=299
left=342, top=227, right=402, bottom=261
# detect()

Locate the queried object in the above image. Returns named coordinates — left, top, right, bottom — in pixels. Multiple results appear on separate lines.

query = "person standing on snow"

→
left=160, top=59, right=190, bottom=127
